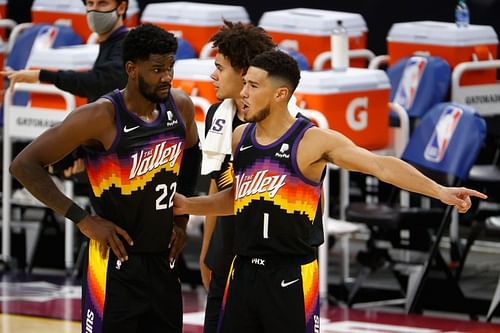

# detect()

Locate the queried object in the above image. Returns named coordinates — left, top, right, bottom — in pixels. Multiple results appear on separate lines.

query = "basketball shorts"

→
left=82, top=240, right=182, bottom=333
left=217, top=255, right=320, bottom=333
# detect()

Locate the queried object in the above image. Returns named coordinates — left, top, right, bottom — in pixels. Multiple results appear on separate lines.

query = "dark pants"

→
left=203, top=271, right=228, bottom=333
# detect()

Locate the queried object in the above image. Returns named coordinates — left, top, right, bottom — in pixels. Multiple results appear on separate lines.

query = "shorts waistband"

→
left=237, top=254, right=316, bottom=267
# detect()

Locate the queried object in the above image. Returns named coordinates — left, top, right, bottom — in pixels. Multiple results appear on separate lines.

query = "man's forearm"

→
left=185, top=187, right=234, bottom=216
left=376, top=156, right=443, bottom=200
left=10, top=159, right=74, bottom=216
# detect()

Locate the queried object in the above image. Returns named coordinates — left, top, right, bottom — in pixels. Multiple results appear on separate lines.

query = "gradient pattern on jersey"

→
left=301, top=260, right=319, bottom=333
left=83, top=240, right=109, bottom=333
left=217, top=256, right=236, bottom=332
left=217, top=161, right=234, bottom=190
left=86, top=135, right=184, bottom=197
left=234, top=157, right=321, bottom=222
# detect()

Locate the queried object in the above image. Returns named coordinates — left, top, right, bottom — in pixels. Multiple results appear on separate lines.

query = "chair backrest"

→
left=389, top=55, right=451, bottom=118
left=6, top=23, right=82, bottom=71
left=402, top=102, right=486, bottom=181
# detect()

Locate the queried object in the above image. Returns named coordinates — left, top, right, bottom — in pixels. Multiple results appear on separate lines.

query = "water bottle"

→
left=455, top=0, right=470, bottom=28
left=331, top=20, right=349, bottom=71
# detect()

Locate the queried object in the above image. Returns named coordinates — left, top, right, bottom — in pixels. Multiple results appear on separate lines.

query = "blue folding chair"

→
left=389, top=55, right=451, bottom=119
left=345, top=102, right=486, bottom=314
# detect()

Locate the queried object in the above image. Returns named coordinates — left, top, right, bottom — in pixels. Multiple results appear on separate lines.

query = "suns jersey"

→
left=84, top=90, right=185, bottom=253
left=233, top=118, right=323, bottom=257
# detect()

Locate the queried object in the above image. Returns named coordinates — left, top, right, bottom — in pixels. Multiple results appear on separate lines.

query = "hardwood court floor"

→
left=0, top=313, right=79, bottom=333
left=3, top=280, right=500, bottom=333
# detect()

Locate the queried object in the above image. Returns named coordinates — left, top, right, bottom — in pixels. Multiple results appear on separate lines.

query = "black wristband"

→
left=65, top=203, right=89, bottom=224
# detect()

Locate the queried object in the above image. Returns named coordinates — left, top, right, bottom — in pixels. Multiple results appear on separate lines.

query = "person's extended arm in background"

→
left=1, top=0, right=129, bottom=102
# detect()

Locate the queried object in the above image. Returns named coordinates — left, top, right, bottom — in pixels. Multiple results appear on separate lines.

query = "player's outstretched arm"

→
left=310, top=128, right=487, bottom=213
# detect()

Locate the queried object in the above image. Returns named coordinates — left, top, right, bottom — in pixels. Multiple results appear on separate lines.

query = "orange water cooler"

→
left=387, top=21, right=498, bottom=85
left=141, top=2, right=249, bottom=57
left=31, top=0, right=140, bottom=41
left=0, top=0, right=7, bottom=33
left=26, top=44, right=99, bottom=109
left=173, top=58, right=216, bottom=125
left=294, top=68, right=391, bottom=150
left=258, top=8, right=368, bottom=70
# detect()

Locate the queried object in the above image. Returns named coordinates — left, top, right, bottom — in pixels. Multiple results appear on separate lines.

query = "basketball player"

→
left=200, top=20, right=274, bottom=333
left=174, top=50, right=486, bottom=333
left=10, top=24, right=200, bottom=333
left=201, top=21, right=326, bottom=333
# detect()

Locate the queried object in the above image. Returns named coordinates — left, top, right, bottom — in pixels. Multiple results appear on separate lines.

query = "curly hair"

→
left=210, top=20, right=275, bottom=72
left=250, top=50, right=301, bottom=92
left=123, top=24, right=178, bottom=64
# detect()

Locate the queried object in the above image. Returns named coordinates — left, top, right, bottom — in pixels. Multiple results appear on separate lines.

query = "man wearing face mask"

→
left=1, top=0, right=129, bottom=103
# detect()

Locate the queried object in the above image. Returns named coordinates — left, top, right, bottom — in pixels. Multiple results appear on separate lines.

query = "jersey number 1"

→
left=155, top=182, right=177, bottom=210
left=263, top=212, right=269, bottom=239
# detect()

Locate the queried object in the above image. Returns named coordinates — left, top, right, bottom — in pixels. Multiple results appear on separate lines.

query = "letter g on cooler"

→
left=346, top=97, right=368, bottom=131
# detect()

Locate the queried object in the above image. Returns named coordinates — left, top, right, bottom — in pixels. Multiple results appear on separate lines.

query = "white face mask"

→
left=86, top=8, right=119, bottom=34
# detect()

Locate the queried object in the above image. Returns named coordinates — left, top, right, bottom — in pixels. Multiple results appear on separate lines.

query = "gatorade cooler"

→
left=141, top=2, right=249, bottom=57
left=31, top=0, right=140, bottom=41
left=0, top=0, right=6, bottom=18
left=294, top=68, right=390, bottom=150
left=387, top=21, right=498, bottom=85
left=0, top=0, right=7, bottom=39
left=26, top=44, right=99, bottom=109
left=259, top=8, right=367, bottom=69
left=0, top=39, right=6, bottom=113
left=173, top=58, right=216, bottom=124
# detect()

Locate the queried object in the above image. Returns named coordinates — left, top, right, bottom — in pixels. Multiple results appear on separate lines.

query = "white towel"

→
left=201, top=99, right=236, bottom=175
left=200, top=95, right=301, bottom=175
left=288, top=95, right=301, bottom=118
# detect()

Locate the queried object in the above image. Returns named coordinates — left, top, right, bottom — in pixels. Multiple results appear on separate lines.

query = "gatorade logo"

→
left=346, top=97, right=368, bottom=131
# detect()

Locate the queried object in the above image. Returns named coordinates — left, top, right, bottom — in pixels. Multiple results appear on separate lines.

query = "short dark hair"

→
left=123, top=24, right=178, bottom=64
left=250, top=50, right=301, bottom=92
left=210, top=20, right=275, bottom=72
left=82, top=0, right=128, bottom=19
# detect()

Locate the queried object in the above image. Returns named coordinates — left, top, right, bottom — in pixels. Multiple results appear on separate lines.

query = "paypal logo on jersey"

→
left=275, top=143, right=290, bottom=159
left=393, top=56, right=428, bottom=110
left=424, top=106, right=463, bottom=163
left=165, top=110, right=178, bottom=127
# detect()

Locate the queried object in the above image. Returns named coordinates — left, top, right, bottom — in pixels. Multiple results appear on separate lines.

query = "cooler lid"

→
left=174, top=58, right=215, bottom=80
left=142, top=2, right=249, bottom=26
left=259, top=8, right=367, bottom=37
left=27, top=44, right=99, bottom=70
left=388, top=21, right=498, bottom=46
left=32, top=0, right=139, bottom=15
left=296, top=68, right=390, bottom=94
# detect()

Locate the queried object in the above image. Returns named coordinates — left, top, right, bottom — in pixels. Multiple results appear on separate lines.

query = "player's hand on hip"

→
left=173, top=193, right=188, bottom=215
left=63, top=158, right=86, bottom=177
left=438, top=186, right=487, bottom=213
left=77, top=215, right=134, bottom=261
left=168, top=223, right=187, bottom=265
